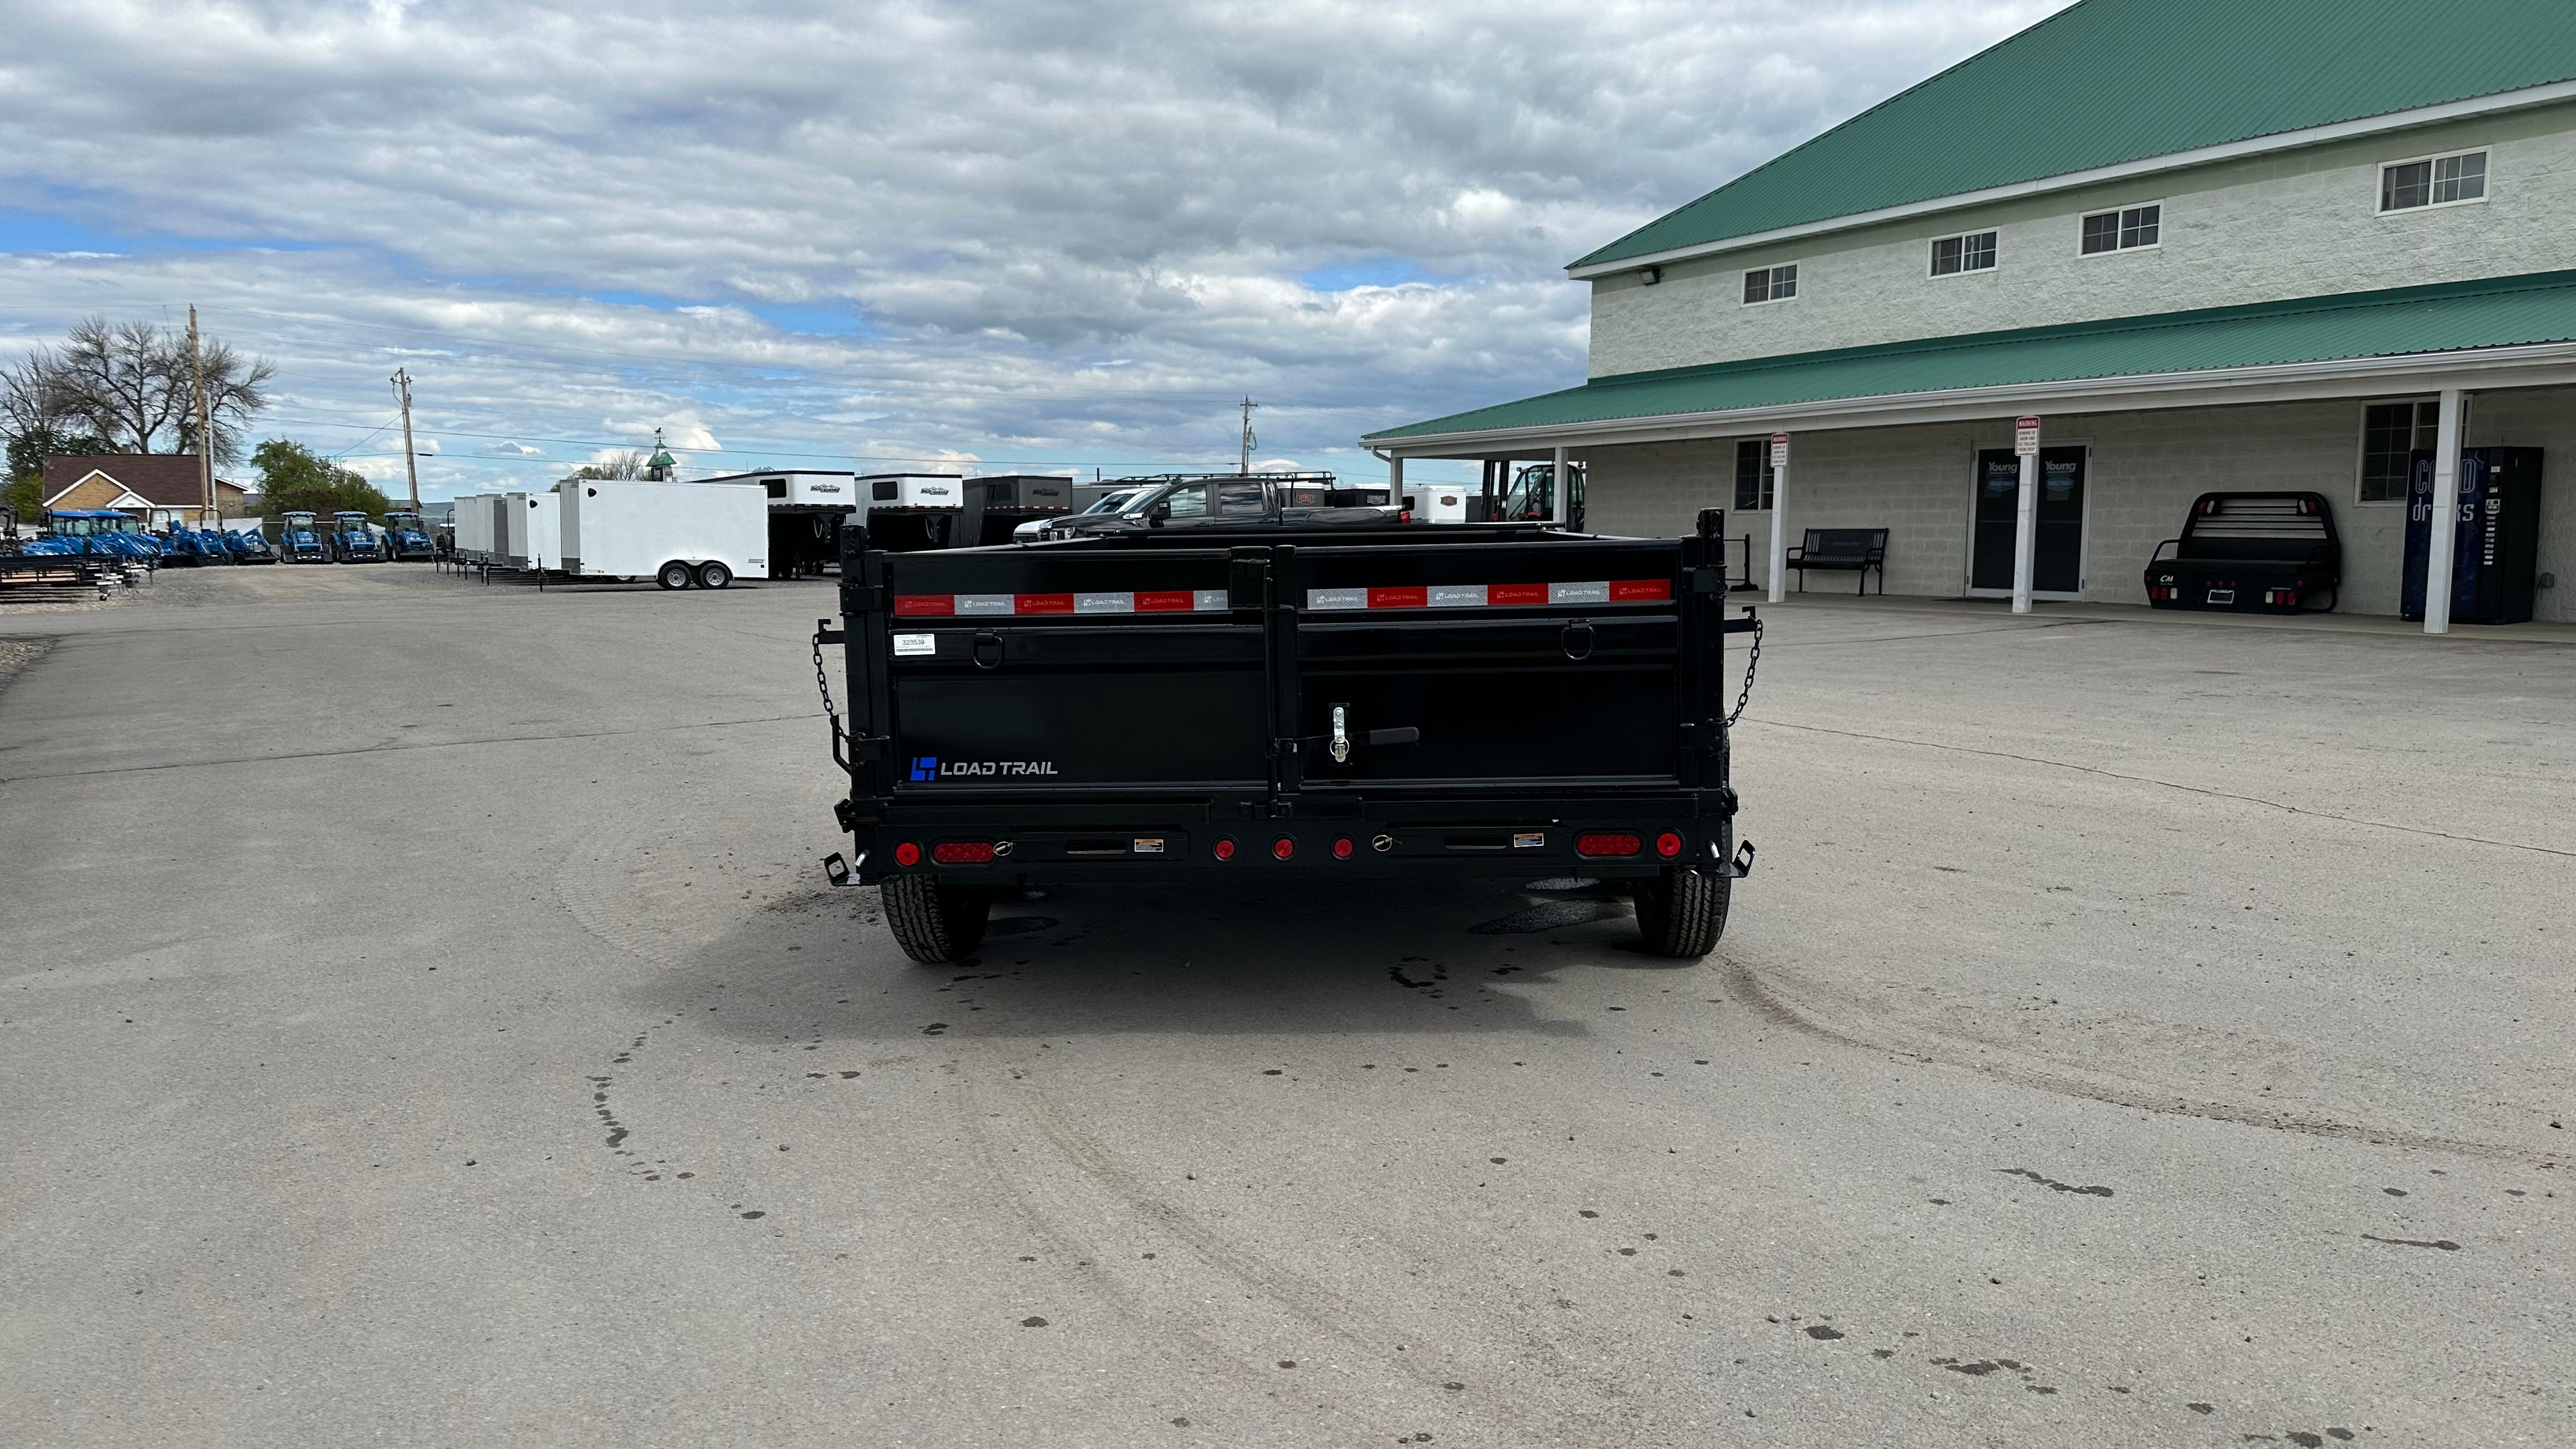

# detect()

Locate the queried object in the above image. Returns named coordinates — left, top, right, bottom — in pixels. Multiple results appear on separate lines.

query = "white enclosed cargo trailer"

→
left=559, top=480, right=766, bottom=589
left=693, top=469, right=859, bottom=507
left=452, top=493, right=493, bottom=560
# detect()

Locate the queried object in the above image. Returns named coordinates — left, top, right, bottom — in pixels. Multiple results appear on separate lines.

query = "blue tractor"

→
left=330, top=510, right=384, bottom=563
left=380, top=510, right=436, bottom=561
left=33, top=510, right=162, bottom=561
left=162, top=525, right=234, bottom=566
left=222, top=528, right=278, bottom=564
left=277, top=510, right=331, bottom=564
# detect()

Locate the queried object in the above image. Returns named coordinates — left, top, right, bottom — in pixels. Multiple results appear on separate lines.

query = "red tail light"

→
left=1272, top=836, right=1296, bottom=861
left=931, top=840, right=995, bottom=864
left=1332, top=837, right=1354, bottom=859
left=1655, top=832, right=1684, bottom=858
left=1575, top=832, right=1643, bottom=857
left=1399, top=510, right=1413, bottom=524
left=893, top=841, right=922, bottom=867
left=1214, top=837, right=1237, bottom=861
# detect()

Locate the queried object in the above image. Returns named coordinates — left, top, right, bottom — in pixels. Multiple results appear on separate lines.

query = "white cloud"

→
left=0, top=1, right=2069, bottom=490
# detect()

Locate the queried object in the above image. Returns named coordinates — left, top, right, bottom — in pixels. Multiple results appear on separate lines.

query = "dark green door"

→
left=1971, top=447, right=2086, bottom=594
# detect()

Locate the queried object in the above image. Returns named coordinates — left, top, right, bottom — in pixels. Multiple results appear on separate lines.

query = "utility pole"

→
left=188, top=306, right=215, bottom=523
left=391, top=368, right=422, bottom=510
left=1238, top=397, right=1258, bottom=474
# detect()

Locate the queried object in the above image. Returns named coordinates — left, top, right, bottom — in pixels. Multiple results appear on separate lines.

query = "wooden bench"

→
left=1784, top=528, right=1888, bottom=595
left=2143, top=492, right=2339, bottom=613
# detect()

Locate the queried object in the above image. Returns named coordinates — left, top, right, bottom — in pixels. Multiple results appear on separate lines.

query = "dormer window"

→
left=1742, top=263, right=1798, bottom=305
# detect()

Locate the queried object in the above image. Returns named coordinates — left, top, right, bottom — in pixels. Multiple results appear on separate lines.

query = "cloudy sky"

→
left=0, top=0, right=2064, bottom=499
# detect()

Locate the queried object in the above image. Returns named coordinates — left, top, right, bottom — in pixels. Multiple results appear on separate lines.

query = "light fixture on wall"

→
left=1637, top=265, right=1664, bottom=286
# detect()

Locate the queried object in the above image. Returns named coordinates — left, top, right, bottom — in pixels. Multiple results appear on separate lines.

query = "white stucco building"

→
left=1366, top=0, right=2576, bottom=627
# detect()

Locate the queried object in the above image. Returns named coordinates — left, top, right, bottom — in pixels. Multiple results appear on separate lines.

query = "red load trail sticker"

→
left=1303, top=579, right=1671, bottom=610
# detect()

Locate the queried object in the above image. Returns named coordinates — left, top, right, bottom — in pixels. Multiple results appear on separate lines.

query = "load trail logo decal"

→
left=910, top=756, right=1057, bottom=781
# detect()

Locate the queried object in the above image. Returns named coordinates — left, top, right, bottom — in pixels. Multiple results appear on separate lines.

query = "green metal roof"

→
left=1574, top=0, right=2576, bottom=271
left=1367, top=269, right=2576, bottom=443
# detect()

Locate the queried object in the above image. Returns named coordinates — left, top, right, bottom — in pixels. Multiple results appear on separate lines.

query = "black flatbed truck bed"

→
left=817, top=510, right=1756, bottom=961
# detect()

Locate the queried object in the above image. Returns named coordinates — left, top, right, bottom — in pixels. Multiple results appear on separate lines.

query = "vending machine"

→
left=2401, top=447, right=2542, bottom=624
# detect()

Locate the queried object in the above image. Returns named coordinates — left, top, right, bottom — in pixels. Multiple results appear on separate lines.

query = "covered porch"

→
left=1367, top=270, right=2576, bottom=631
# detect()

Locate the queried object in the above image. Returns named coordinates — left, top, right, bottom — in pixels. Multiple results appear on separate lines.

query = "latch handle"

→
left=1330, top=703, right=1350, bottom=763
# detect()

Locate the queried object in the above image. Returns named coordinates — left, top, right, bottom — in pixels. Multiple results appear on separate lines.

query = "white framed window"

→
left=2356, top=398, right=2440, bottom=503
left=2080, top=203, right=2161, bottom=255
left=2380, top=149, right=2487, bottom=212
left=1929, top=230, right=1997, bottom=277
left=1733, top=438, right=1774, bottom=511
left=1742, top=263, right=1798, bottom=305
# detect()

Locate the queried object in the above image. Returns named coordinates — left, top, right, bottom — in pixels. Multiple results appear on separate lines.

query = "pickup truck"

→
left=816, top=509, right=1756, bottom=962
left=1033, top=473, right=1403, bottom=539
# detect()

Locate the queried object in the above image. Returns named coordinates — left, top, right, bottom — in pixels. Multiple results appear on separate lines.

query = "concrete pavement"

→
left=3, top=565, right=2567, bottom=1446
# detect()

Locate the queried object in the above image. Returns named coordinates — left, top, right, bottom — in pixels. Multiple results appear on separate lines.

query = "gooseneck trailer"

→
left=816, top=510, right=1757, bottom=962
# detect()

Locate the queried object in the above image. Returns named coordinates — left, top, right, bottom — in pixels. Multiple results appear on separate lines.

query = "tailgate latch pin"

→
left=1329, top=703, right=1350, bottom=763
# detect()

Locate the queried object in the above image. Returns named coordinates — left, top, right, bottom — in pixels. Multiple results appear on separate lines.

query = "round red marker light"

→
left=893, top=841, right=922, bottom=867
left=1332, top=836, right=1354, bottom=860
left=1214, top=837, right=1237, bottom=861
left=1654, top=832, right=1683, bottom=858
left=1272, top=836, right=1296, bottom=861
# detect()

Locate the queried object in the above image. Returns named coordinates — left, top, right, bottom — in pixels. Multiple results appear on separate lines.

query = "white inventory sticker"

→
left=893, top=632, right=937, bottom=656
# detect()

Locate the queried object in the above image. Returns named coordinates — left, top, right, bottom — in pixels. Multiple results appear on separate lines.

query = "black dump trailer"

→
left=815, top=510, right=1757, bottom=962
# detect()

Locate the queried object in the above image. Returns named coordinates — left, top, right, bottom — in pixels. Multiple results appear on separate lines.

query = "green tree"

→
left=252, top=440, right=391, bottom=518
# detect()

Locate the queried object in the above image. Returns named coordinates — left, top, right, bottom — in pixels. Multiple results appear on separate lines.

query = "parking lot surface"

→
left=3, top=565, right=2568, bottom=1447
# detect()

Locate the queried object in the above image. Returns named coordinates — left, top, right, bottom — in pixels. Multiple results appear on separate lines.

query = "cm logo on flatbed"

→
left=910, top=756, right=1059, bottom=781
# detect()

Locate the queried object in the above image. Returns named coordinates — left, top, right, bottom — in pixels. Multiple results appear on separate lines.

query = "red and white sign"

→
left=1768, top=433, right=1790, bottom=469
left=2014, top=415, right=2041, bottom=457
left=1306, top=579, right=1671, bottom=611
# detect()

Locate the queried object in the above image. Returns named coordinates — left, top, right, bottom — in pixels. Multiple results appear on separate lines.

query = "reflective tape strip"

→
left=1300, top=578, right=1675, bottom=610
left=892, top=589, right=1233, bottom=617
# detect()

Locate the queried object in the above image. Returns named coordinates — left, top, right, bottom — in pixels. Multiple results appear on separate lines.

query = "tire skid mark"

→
left=954, top=1043, right=1554, bottom=1445
left=1721, top=960, right=2549, bottom=1165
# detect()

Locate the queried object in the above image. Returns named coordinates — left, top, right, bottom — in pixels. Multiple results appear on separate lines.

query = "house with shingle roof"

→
left=1367, top=0, right=2576, bottom=628
left=42, top=454, right=247, bottom=526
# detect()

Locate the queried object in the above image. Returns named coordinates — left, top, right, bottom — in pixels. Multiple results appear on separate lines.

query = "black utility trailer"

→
left=816, top=510, right=1757, bottom=962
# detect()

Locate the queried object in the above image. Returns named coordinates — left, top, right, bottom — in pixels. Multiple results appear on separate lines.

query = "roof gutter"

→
left=1567, top=78, right=2576, bottom=280
left=1370, top=340, right=2576, bottom=454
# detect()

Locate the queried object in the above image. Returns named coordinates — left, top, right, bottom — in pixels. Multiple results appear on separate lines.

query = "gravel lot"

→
left=3, top=564, right=2567, bottom=1448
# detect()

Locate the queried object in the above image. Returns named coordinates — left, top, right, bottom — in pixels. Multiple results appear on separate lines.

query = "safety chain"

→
left=1724, top=615, right=1764, bottom=728
left=811, top=629, right=845, bottom=748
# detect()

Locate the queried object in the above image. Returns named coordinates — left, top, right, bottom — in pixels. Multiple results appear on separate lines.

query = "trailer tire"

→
left=1633, top=866, right=1728, bottom=958
left=656, top=561, right=694, bottom=590
left=880, top=877, right=990, bottom=963
left=694, top=560, right=733, bottom=590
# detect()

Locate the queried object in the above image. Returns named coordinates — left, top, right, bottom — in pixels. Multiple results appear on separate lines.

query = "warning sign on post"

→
left=2014, top=416, right=2041, bottom=456
left=1769, top=433, right=1789, bottom=469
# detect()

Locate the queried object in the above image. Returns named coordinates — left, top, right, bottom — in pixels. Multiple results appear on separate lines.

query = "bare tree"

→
left=561, top=450, right=648, bottom=484
left=33, top=316, right=273, bottom=463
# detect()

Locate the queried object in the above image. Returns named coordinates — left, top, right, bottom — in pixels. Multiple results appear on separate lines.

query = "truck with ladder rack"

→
left=815, top=509, right=1758, bottom=962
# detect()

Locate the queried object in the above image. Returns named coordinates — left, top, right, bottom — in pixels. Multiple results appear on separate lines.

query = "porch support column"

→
left=1388, top=454, right=1404, bottom=507
left=2010, top=446, right=2039, bottom=615
left=1551, top=444, right=1569, bottom=526
left=2423, top=387, right=2467, bottom=634
left=1766, top=436, right=1788, bottom=604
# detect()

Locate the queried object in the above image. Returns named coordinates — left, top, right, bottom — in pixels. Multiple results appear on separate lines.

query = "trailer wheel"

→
left=656, top=561, right=694, bottom=590
left=694, top=560, right=733, bottom=590
left=880, top=877, right=990, bottom=963
left=1632, top=866, right=1728, bottom=958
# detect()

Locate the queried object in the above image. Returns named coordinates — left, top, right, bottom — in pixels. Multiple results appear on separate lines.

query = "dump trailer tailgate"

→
left=833, top=522, right=1743, bottom=885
